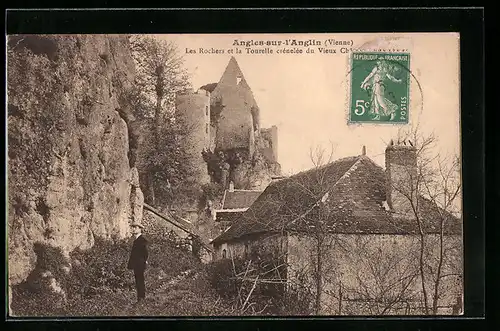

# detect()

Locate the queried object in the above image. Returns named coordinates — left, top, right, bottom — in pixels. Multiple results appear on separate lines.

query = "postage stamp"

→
left=349, top=52, right=411, bottom=124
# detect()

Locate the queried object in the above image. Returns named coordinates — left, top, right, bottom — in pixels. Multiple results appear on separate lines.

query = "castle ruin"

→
left=176, top=56, right=281, bottom=192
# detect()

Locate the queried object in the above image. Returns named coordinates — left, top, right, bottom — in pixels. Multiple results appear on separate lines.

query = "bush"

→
left=69, top=237, right=133, bottom=297
left=206, top=253, right=290, bottom=315
left=148, top=233, right=201, bottom=273
left=207, top=256, right=246, bottom=300
left=12, top=286, right=67, bottom=317
left=206, top=250, right=319, bottom=316
left=11, top=233, right=210, bottom=317
left=68, top=235, right=202, bottom=298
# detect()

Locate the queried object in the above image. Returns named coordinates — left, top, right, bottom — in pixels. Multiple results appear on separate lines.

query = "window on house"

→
left=206, top=123, right=209, bottom=134
left=222, top=249, right=227, bottom=259
left=206, top=105, right=209, bottom=116
left=244, top=243, right=249, bottom=259
left=237, top=76, right=242, bottom=85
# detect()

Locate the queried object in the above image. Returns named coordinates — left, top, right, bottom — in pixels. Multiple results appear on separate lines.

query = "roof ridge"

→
left=268, top=155, right=361, bottom=188
left=328, top=156, right=364, bottom=188
left=218, top=156, right=363, bottom=238
left=284, top=156, right=364, bottom=229
left=358, top=154, right=384, bottom=170
left=215, top=208, right=249, bottom=213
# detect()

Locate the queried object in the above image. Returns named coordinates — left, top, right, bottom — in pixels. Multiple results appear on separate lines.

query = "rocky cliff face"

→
left=7, top=35, right=141, bottom=289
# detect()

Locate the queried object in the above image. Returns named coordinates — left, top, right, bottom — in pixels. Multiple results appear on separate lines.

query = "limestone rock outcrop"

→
left=7, top=35, right=142, bottom=291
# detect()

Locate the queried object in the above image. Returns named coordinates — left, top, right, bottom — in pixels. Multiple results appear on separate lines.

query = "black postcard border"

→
left=4, top=7, right=487, bottom=331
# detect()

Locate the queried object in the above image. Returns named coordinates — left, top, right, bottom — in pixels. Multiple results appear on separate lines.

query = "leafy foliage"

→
left=129, top=35, right=191, bottom=119
left=136, top=116, right=198, bottom=207
left=69, top=238, right=134, bottom=297
left=207, top=257, right=246, bottom=300
left=201, top=182, right=224, bottom=206
left=127, top=35, right=199, bottom=209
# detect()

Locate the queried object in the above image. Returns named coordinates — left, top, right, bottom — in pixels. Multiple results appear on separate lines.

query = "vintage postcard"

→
left=7, top=32, right=462, bottom=317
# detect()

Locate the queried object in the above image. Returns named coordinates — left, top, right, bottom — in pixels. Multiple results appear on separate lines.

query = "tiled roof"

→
left=222, top=190, right=262, bottom=210
left=212, top=155, right=461, bottom=244
left=215, top=210, right=245, bottom=223
left=213, top=156, right=359, bottom=243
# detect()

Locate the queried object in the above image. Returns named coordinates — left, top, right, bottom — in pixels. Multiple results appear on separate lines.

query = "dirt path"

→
left=116, top=268, right=201, bottom=316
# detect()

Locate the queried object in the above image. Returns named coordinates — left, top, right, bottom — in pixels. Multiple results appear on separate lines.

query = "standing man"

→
left=127, top=222, right=148, bottom=304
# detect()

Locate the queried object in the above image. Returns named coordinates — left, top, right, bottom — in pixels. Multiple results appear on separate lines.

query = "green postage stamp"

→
left=349, top=52, right=410, bottom=124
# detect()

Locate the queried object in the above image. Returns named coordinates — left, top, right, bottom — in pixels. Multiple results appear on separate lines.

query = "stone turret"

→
left=176, top=89, right=212, bottom=185
left=198, top=57, right=281, bottom=191
left=210, top=57, right=258, bottom=155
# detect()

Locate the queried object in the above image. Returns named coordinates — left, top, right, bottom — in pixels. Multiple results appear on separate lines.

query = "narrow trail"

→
left=116, top=268, right=200, bottom=316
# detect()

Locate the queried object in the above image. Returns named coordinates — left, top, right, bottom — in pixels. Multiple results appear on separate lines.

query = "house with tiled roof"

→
left=209, top=181, right=263, bottom=237
left=211, top=142, right=463, bottom=315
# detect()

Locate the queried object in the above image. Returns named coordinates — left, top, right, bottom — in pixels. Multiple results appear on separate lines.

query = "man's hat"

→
left=130, top=222, right=144, bottom=229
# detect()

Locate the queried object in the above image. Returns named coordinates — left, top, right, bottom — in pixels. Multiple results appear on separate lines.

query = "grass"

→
left=63, top=269, right=229, bottom=316
left=11, top=235, right=306, bottom=317
left=11, top=236, right=234, bottom=317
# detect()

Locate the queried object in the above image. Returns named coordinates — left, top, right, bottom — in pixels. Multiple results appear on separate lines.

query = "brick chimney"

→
left=228, top=181, right=234, bottom=192
left=385, top=140, right=418, bottom=217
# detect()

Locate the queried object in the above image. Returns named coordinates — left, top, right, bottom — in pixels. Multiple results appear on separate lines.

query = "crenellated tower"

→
left=202, top=57, right=259, bottom=158
left=175, top=88, right=212, bottom=185
left=186, top=56, right=281, bottom=191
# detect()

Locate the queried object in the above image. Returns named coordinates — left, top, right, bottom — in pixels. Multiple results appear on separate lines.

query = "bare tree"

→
left=424, top=155, right=462, bottom=314
left=272, top=143, right=342, bottom=314
left=390, top=126, right=462, bottom=315
left=212, top=135, right=461, bottom=316
left=334, top=235, right=421, bottom=315
left=274, top=138, right=460, bottom=315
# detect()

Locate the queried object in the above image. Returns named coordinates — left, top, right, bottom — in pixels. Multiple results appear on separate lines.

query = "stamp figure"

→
left=349, top=52, right=410, bottom=123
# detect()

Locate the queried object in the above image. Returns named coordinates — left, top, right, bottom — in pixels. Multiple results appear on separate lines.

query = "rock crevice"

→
left=7, top=35, right=143, bottom=300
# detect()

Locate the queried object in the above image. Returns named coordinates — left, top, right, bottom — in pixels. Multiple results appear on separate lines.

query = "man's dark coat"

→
left=128, top=234, right=148, bottom=300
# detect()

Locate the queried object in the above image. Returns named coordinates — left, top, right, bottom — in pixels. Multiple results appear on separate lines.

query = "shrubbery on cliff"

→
left=11, top=234, right=202, bottom=316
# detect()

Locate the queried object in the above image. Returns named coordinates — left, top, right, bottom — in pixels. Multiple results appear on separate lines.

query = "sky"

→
left=157, top=33, right=461, bottom=175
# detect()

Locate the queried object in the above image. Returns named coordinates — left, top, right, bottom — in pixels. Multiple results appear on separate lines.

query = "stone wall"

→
left=213, top=232, right=462, bottom=315
left=212, top=233, right=287, bottom=262
left=259, top=125, right=279, bottom=164
left=287, top=233, right=463, bottom=315
left=211, top=57, right=256, bottom=152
